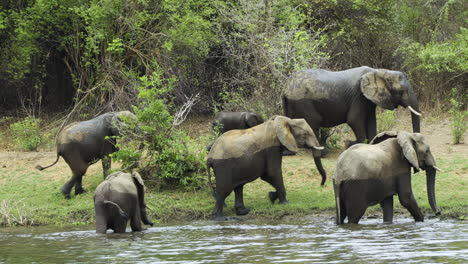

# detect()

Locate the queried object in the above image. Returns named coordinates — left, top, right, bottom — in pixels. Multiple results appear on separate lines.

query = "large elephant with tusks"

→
left=283, top=66, right=421, bottom=147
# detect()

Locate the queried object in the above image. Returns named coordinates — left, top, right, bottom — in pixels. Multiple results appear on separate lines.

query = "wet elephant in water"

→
left=207, top=115, right=324, bottom=220
left=94, top=171, right=153, bottom=233
left=36, top=111, right=136, bottom=198
left=333, top=131, right=441, bottom=224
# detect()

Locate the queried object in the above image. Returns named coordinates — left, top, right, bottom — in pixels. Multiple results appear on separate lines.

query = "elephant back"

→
left=208, top=121, right=279, bottom=160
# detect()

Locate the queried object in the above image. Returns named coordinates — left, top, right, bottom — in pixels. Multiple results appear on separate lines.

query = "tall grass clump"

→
left=9, top=117, right=42, bottom=151
left=449, top=88, right=467, bottom=144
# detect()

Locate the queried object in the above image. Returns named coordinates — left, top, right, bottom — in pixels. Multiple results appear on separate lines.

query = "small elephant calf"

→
left=212, top=111, right=264, bottom=134
left=94, top=171, right=153, bottom=233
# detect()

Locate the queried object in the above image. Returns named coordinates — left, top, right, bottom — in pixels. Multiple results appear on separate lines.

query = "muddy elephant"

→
left=207, top=115, right=324, bottom=220
left=212, top=111, right=264, bottom=134
left=333, top=131, right=441, bottom=224
left=283, top=66, right=421, bottom=148
left=36, top=111, right=136, bottom=198
left=94, top=171, right=153, bottom=233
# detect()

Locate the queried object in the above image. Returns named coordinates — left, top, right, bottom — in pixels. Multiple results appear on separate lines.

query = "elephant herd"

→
left=36, top=66, right=441, bottom=233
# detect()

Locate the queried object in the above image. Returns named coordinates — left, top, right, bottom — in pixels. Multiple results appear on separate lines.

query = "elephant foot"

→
left=279, top=200, right=289, bottom=205
left=269, top=192, right=278, bottom=203
left=75, top=188, right=87, bottom=195
left=235, top=207, right=251, bottom=216
left=60, top=187, right=71, bottom=199
left=144, top=219, right=154, bottom=226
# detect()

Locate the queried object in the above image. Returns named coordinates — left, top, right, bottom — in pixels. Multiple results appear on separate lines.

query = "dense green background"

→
left=1, top=0, right=466, bottom=115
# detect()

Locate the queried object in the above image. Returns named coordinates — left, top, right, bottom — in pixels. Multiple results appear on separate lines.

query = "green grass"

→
left=1, top=149, right=465, bottom=227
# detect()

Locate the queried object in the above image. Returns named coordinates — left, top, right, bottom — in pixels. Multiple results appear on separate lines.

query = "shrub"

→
left=9, top=117, right=42, bottom=151
left=449, top=88, right=467, bottom=144
left=112, top=70, right=207, bottom=190
left=376, top=109, right=396, bottom=133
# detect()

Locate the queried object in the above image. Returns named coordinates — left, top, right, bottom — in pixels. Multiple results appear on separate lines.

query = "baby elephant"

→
left=94, top=171, right=153, bottom=233
left=212, top=111, right=264, bottom=134
left=333, top=131, right=441, bottom=225
left=207, top=115, right=323, bottom=220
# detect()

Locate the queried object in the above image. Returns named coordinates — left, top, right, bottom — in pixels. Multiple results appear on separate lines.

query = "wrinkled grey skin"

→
left=212, top=111, right=264, bottom=134
left=94, top=171, right=153, bottom=233
left=333, top=131, right=440, bottom=225
left=36, top=111, right=136, bottom=198
left=207, top=115, right=323, bottom=221
left=283, top=67, right=421, bottom=148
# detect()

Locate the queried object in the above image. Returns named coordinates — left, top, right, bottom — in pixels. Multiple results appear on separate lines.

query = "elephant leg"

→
left=95, top=204, right=108, bottom=234
left=130, top=206, right=143, bottom=232
left=212, top=189, right=231, bottom=220
left=346, top=203, right=367, bottom=224
left=365, top=108, right=377, bottom=141
left=61, top=157, right=88, bottom=198
left=398, top=192, right=424, bottom=222
left=347, top=121, right=367, bottom=146
left=261, top=173, right=288, bottom=204
left=380, top=196, right=394, bottom=223
left=234, top=184, right=250, bottom=216
left=102, top=156, right=111, bottom=178
left=113, top=219, right=128, bottom=233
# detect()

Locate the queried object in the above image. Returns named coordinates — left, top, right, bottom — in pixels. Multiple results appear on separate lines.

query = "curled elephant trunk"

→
left=426, top=167, right=440, bottom=216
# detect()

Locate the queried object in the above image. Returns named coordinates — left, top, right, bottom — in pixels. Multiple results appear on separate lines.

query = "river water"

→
left=0, top=217, right=467, bottom=263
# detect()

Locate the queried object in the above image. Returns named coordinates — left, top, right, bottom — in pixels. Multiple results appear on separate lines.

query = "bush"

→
left=449, top=88, right=467, bottom=144
left=112, top=70, right=207, bottom=190
left=9, top=117, right=42, bottom=151
left=376, top=109, right=396, bottom=133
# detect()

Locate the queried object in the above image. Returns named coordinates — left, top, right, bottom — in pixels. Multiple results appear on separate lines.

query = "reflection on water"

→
left=0, top=218, right=467, bottom=263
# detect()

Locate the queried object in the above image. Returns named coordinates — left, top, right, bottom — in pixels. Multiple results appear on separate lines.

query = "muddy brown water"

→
left=0, top=217, right=467, bottom=263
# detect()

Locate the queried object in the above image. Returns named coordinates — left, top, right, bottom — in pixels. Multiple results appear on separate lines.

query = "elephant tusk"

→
left=313, top=146, right=324, bottom=150
left=433, top=166, right=444, bottom=173
left=408, top=106, right=422, bottom=116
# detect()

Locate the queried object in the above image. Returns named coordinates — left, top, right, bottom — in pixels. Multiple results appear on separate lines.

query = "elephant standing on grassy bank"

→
left=283, top=66, right=421, bottom=148
left=207, top=115, right=324, bottom=220
left=333, top=131, right=441, bottom=224
left=94, top=171, right=153, bottom=233
left=36, top=111, right=136, bottom=198
left=212, top=111, right=264, bottom=134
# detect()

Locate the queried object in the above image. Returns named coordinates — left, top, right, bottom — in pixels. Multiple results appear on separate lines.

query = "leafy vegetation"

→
left=9, top=117, right=42, bottom=151
left=449, top=88, right=467, bottom=144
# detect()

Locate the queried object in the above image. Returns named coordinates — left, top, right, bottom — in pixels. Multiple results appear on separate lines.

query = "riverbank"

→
left=0, top=112, right=467, bottom=227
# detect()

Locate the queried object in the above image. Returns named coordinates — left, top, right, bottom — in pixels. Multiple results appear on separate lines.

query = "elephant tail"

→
left=104, top=201, right=129, bottom=220
left=35, top=153, right=60, bottom=171
left=207, top=160, right=216, bottom=199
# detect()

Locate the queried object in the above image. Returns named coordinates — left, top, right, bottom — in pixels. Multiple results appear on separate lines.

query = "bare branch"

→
left=172, top=93, right=200, bottom=126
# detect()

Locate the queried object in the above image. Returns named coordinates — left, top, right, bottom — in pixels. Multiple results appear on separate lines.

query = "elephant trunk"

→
left=407, top=91, right=421, bottom=133
left=426, top=167, right=440, bottom=215
left=312, top=150, right=327, bottom=186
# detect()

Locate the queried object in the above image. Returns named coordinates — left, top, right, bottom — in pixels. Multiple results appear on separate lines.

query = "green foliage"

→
left=112, top=69, right=206, bottom=189
left=449, top=88, right=467, bottom=144
left=376, top=109, right=396, bottom=133
left=9, top=117, right=42, bottom=151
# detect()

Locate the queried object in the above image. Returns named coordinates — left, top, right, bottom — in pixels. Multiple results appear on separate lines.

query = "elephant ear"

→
left=361, top=70, right=397, bottom=110
left=397, top=132, right=420, bottom=173
left=370, top=131, right=399, bottom=145
left=274, top=116, right=298, bottom=153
